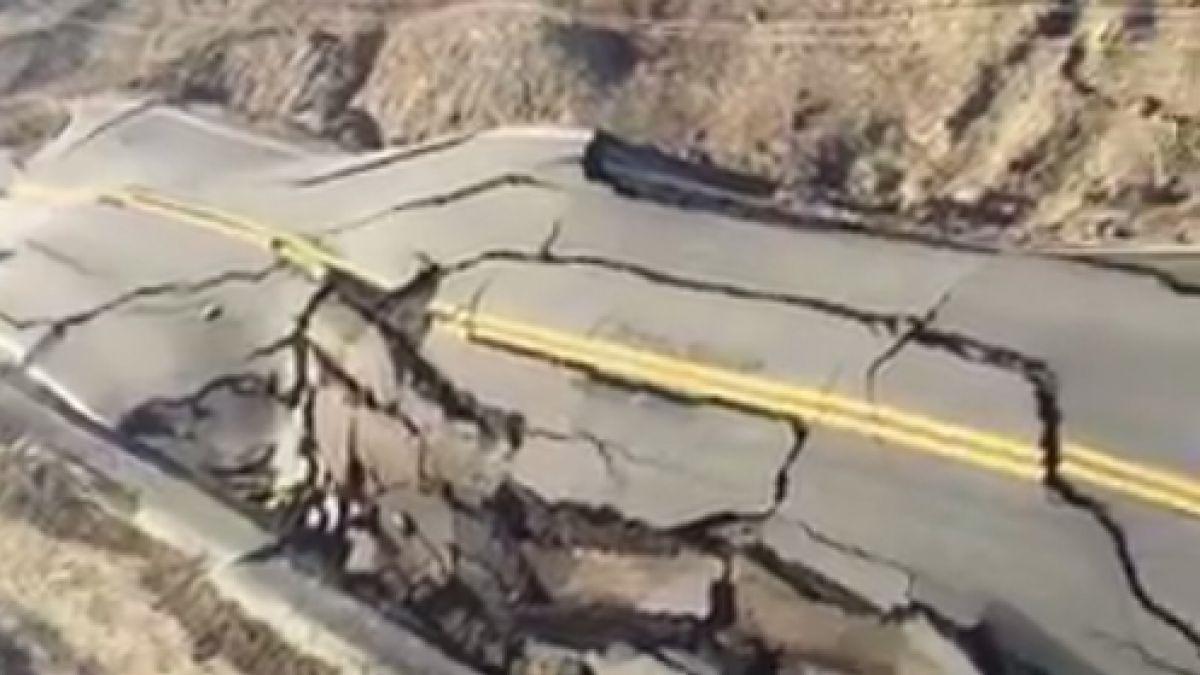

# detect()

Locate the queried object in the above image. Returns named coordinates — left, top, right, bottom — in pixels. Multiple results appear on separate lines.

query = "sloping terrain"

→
left=4, top=4, right=1200, bottom=675
left=3, top=0, right=1200, bottom=246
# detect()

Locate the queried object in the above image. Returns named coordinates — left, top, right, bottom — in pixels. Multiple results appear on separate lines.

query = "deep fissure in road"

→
left=3, top=210, right=1194, bottom=671
left=97, top=264, right=1049, bottom=675
left=0, top=264, right=282, bottom=367
left=432, top=231, right=1200, bottom=669
left=14, top=226, right=1184, bottom=671
left=12, top=202, right=1192, bottom=671
left=1028, top=371, right=1200, bottom=660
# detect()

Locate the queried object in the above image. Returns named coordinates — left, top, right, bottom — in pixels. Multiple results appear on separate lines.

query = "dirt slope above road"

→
left=3, top=0, right=1200, bottom=247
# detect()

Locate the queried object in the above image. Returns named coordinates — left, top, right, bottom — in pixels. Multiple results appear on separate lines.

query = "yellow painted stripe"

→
left=1064, top=462, right=1200, bottom=520
left=439, top=309, right=1044, bottom=482
left=9, top=179, right=1200, bottom=518
left=445, top=308, right=1041, bottom=457
left=445, top=308, right=1200, bottom=502
left=1064, top=443, right=1200, bottom=503
left=85, top=186, right=1200, bottom=504
left=444, top=309, right=1200, bottom=516
left=452, top=303, right=1200, bottom=505
left=121, top=188, right=336, bottom=279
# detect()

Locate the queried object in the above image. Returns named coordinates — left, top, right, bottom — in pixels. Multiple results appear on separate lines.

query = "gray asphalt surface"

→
left=2, top=98, right=1200, bottom=675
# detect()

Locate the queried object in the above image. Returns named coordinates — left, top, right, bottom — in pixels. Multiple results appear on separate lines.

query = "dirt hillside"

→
left=3, top=0, right=1200, bottom=245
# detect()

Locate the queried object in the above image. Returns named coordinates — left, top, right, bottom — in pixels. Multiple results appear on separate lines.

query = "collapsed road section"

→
left=3, top=97, right=1200, bottom=674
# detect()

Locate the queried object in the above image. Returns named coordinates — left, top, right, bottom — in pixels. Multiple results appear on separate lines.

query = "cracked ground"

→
left=113, top=265, right=1003, bottom=675
left=3, top=98, right=1200, bottom=675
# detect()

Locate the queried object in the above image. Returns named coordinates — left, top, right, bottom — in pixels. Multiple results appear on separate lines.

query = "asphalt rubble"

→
left=112, top=265, right=1045, bottom=675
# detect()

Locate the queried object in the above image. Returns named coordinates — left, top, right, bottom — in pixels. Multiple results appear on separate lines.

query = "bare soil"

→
left=3, top=0, right=1200, bottom=246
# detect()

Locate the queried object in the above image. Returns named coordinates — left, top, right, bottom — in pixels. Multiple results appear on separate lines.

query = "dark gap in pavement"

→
left=162, top=267, right=1059, bottom=674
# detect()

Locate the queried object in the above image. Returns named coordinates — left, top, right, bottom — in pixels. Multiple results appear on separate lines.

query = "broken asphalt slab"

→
left=2, top=97, right=1200, bottom=674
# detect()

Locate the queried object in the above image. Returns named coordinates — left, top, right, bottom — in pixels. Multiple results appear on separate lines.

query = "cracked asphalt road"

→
left=2, top=98, right=1200, bottom=674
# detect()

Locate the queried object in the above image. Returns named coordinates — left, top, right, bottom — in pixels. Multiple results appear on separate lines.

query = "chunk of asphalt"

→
left=730, top=554, right=983, bottom=675
left=522, top=546, right=724, bottom=619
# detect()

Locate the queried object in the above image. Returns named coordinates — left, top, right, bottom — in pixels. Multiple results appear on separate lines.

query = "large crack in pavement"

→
left=580, top=130, right=997, bottom=256
left=1077, top=257, right=1200, bottom=298
left=324, top=173, right=563, bottom=236
left=584, top=129, right=1200, bottom=299
left=53, top=220, right=1194, bottom=671
left=290, top=133, right=481, bottom=188
left=0, top=263, right=282, bottom=370
left=435, top=219, right=940, bottom=348
left=420, top=228, right=1200, bottom=670
left=1030, top=370, right=1200, bottom=664
left=260, top=278, right=811, bottom=672
left=916, top=314, right=1200, bottom=670
left=84, top=229, right=1199, bottom=670
left=110, top=263, right=1048, bottom=674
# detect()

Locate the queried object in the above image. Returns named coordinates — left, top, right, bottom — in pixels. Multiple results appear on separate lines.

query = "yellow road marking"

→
left=444, top=311, right=1200, bottom=518
left=1063, top=462, right=1200, bottom=520
left=439, top=309, right=1046, bottom=483
left=8, top=178, right=1200, bottom=519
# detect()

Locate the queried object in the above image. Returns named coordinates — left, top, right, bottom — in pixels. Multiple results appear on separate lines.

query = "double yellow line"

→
left=10, top=180, right=1200, bottom=519
left=443, top=311, right=1200, bottom=519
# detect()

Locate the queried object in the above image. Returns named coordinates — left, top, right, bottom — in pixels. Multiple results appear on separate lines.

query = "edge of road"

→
left=0, top=366, right=481, bottom=675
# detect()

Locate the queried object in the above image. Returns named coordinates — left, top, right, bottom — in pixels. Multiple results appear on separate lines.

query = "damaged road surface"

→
left=2, top=99, right=1200, bottom=675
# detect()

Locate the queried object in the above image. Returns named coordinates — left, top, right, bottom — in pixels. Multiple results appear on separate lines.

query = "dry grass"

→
left=0, top=441, right=337, bottom=675
left=0, top=517, right=241, bottom=675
